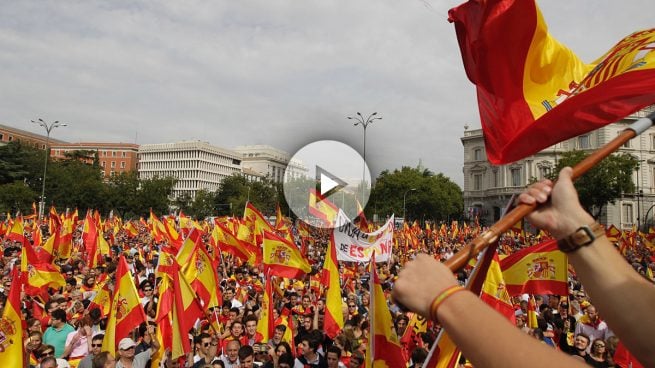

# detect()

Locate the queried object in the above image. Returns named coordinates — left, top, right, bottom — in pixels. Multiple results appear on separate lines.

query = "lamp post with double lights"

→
left=403, top=188, right=417, bottom=222
left=31, top=118, right=67, bottom=220
left=348, top=112, right=381, bottom=204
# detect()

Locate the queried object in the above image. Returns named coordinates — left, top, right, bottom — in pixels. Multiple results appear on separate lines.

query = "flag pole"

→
left=445, top=111, right=655, bottom=272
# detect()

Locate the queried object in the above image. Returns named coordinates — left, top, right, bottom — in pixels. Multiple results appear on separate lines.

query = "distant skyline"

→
left=1, top=1, right=652, bottom=186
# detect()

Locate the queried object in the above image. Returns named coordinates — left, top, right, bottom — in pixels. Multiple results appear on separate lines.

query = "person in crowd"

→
left=293, top=336, right=326, bottom=368
left=78, top=334, right=105, bottom=368
left=585, top=338, right=611, bottom=368
left=237, top=345, right=255, bottom=368
left=62, top=316, right=93, bottom=365
left=392, top=167, right=655, bottom=367
left=92, top=351, right=116, bottom=368
left=115, top=327, right=159, bottom=368
left=43, top=309, right=76, bottom=358
left=574, top=304, right=613, bottom=347
left=220, top=340, right=241, bottom=368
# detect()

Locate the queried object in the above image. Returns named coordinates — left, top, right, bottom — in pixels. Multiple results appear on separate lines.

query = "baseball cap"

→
left=118, top=337, right=137, bottom=350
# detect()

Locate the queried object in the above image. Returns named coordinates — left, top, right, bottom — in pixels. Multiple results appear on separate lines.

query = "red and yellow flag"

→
left=181, top=235, right=221, bottom=310
left=172, top=262, right=204, bottom=360
left=256, top=271, right=275, bottom=341
left=0, top=268, right=24, bottom=367
left=480, top=252, right=516, bottom=323
left=308, top=188, right=338, bottom=225
left=322, top=235, right=344, bottom=339
left=7, top=215, right=25, bottom=243
left=448, top=0, right=655, bottom=164
left=500, top=239, right=568, bottom=296
left=102, top=256, right=147, bottom=355
left=262, top=230, right=311, bottom=279
left=367, top=252, right=407, bottom=368
left=213, top=222, right=260, bottom=264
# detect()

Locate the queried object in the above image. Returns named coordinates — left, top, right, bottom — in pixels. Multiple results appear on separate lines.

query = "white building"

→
left=235, top=145, right=307, bottom=183
left=461, top=106, right=655, bottom=230
left=138, top=141, right=242, bottom=199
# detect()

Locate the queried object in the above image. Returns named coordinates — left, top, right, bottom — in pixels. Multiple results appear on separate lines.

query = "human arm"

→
left=519, top=167, right=655, bottom=366
left=392, top=254, right=587, bottom=368
left=147, top=324, right=160, bottom=352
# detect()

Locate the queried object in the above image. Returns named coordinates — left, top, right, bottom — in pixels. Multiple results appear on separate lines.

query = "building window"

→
left=474, top=148, right=483, bottom=161
left=122, top=152, right=126, bottom=157
left=0, top=133, right=3, bottom=140
left=578, top=135, right=590, bottom=149
left=101, top=161, right=105, bottom=168
left=473, top=173, right=483, bottom=190
left=8, top=136, right=13, bottom=141
left=622, top=203, right=634, bottom=225
left=112, top=151, right=116, bottom=157
left=111, top=161, right=116, bottom=168
left=493, top=170, right=499, bottom=188
left=120, top=161, right=126, bottom=168
left=511, top=168, right=521, bottom=187
left=651, top=134, right=655, bottom=150
left=103, top=151, right=107, bottom=156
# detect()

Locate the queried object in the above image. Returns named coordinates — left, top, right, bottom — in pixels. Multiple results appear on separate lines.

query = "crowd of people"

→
left=1, top=170, right=654, bottom=368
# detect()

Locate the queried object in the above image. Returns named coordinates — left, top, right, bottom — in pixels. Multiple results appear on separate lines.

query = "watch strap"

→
left=557, top=222, right=604, bottom=253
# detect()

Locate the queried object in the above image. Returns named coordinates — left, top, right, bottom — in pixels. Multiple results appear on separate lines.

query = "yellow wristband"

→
left=429, top=285, right=466, bottom=322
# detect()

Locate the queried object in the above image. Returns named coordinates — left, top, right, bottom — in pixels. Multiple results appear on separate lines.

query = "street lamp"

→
left=348, top=112, right=382, bottom=203
left=31, top=118, right=67, bottom=220
left=403, top=188, right=416, bottom=222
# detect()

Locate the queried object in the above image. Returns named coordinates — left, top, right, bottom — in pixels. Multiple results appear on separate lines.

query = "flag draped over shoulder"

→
left=102, top=256, right=147, bottom=355
left=448, top=0, right=655, bottom=164
left=500, top=239, right=568, bottom=296
left=322, top=235, right=344, bottom=339
left=0, top=268, right=25, bottom=367
left=262, top=230, right=311, bottom=279
left=367, top=252, right=407, bottom=368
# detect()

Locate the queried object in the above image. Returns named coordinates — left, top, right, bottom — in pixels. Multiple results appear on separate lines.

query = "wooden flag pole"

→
left=445, top=110, right=655, bottom=272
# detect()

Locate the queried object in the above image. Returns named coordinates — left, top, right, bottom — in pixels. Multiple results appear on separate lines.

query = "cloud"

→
left=0, top=0, right=652, bottom=186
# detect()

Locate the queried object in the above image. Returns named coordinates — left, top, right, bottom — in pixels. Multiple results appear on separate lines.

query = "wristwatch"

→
left=557, top=222, right=604, bottom=253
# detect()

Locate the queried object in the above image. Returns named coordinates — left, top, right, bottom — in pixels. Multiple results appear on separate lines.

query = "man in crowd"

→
left=42, top=309, right=75, bottom=358
left=77, top=333, right=104, bottom=368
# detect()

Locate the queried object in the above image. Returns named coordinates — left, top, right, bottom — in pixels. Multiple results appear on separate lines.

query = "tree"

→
left=552, top=150, right=638, bottom=219
left=0, top=182, right=37, bottom=214
left=106, top=171, right=141, bottom=218
left=214, top=175, right=279, bottom=216
left=187, top=189, right=216, bottom=219
left=369, top=166, right=462, bottom=222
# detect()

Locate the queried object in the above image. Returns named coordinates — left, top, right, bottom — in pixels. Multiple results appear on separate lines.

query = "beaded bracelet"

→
left=429, top=285, right=466, bottom=322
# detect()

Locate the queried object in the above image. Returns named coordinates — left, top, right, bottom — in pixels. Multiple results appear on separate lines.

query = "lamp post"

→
left=403, top=188, right=416, bottom=222
left=31, top=118, right=67, bottom=220
left=348, top=112, right=382, bottom=203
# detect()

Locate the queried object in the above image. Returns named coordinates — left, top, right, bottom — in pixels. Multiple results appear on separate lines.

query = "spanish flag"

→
left=213, top=222, right=260, bottom=264
left=322, top=235, right=344, bottom=339
left=171, top=262, right=204, bottom=360
left=102, top=256, right=147, bottom=355
left=0, top=268, right=24, bottom=367
left=449, top=0, right=655, bottom=164
left=21, top=242, right=66, bottom=291
left=367, top=252, right=407, bottom=368
left=244, top=202, right=274, bottom=235
left=308, top=188, right=338, bottom=225
left=262, top=230, right=311, bottom=279
left=181, top=236, right=222, bottom=310
left=7, top=215, right=25, bottom=243
left=256, top=271, right=275, bottom=340
left=124, top=221, right=139, bottom=238
left=500, top=239, right=568, bottom=296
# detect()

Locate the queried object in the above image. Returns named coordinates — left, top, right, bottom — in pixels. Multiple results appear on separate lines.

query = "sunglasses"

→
left=92, top=344, right=103, bottom=348
left=143, top=288, right=153, bottom=292
left=42, top=350, right=54, bottom=356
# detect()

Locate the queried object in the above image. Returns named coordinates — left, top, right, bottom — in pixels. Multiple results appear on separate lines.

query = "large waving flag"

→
left=102, top=256, right=147, bottom=355
left=367, top=252, right=407, bottom=368
left=21, top=241, right=66, bottom=292
left=181, top=234, right=222, bottom=310
left=0, top=268, right=25, bottom=367
left=262, top=230, right=311, bottom=279
left=322, top=235, right=344, bottom=339
left=171, top=262, right=204, bottom=360
left=244, top=202, right=275, bottom=237
left=6, top=215, right=25, bottom=243
left=448, top=0, right=655, bottom=164
left=500, top=239, right=568, bottom=296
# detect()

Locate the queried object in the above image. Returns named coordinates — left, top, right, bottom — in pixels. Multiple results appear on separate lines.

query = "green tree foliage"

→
left=214, top=175, right=280, bottom=216
left=0, top=141, right=44, bottom=189
left=0, top=182, right=37, bottom=214
left=552, top=150, right=638, bottom=219
left=186, top=189, right=216, bottom=219
left=369, top=166, right=462, bottom=222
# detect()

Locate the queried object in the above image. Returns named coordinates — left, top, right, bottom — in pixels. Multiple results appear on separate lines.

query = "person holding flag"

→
left=392, top=167, right=655, bottom=367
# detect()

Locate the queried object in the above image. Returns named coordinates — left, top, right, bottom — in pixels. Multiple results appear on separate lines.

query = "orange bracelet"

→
left=429, top=285, right=466, bottom=322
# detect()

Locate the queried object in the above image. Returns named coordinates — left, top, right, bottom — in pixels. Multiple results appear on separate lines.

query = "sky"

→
left=0, top=1, right=652, bottom=187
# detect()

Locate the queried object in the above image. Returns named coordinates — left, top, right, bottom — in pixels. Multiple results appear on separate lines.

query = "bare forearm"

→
left=437, top=292, right=587, bottom=368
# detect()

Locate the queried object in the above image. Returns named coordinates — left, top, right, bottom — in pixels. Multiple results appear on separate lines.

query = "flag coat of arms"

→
left=449, top=0, right=655, bottom=164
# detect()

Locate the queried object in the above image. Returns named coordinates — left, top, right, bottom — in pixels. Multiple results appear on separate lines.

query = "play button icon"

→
left=283, top=140, right=372, bottom=229
left=316, top=166, right=347, bottom=197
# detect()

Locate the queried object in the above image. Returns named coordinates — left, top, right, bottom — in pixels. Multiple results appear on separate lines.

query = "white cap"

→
left=118, top=337, right=137, bottom=350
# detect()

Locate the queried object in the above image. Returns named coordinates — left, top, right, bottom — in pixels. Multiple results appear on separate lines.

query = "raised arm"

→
left=519, top=167, right=655, bottom=366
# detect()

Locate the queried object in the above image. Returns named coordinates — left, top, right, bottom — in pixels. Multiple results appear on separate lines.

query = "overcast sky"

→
left=1, top=1, right=652, bottom=187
